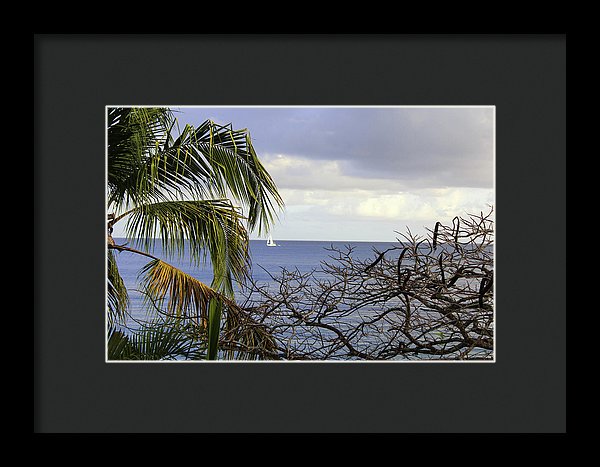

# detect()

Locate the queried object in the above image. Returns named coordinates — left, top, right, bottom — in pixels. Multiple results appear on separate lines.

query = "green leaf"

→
left=107, top=249, right=129, bottom=326
left=107, top=317, right=207, bottom=361
left=124, top=199, right=250, bottom=294
left=207, top=299, right=222, bottom=360
left=107, top=107, right=285, bottom=361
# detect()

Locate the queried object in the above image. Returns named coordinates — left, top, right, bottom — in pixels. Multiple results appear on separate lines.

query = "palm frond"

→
left=138, top=258, right=231, bottom=322
left=108, top=110, right=284, bottom=234
left=107, top=249, right=129, bottom=326
left=125, top=199, right=250, bottom=295
left=107, top=107, right=176, bottom=210
left=107, top=317, right=206, bottom=361
left=107, top=328, right=133, bottom=360
left=189, top=120, right=284, bottom=235
left=136, top=259, right=277, bottom=360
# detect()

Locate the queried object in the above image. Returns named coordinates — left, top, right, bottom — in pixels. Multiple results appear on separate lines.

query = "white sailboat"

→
left=266, top=233, right=277, bottom=247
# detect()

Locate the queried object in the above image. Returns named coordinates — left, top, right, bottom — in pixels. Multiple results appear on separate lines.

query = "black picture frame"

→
left=34, top=34, right=566, bottom=433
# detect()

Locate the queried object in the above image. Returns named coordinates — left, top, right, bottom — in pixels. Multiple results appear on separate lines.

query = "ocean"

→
left=110, top=238, right=494, bottom=360
left=112, top=238, right=397, bottom=325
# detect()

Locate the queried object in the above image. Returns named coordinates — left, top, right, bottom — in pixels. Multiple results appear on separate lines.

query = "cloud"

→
left=278, top=186, right=493, bottom=221
left=175, top=106, right=495, bottom=241
left=259, top=147, right=493, bottom=241
left=262, top=153, right=396, bottom=192
left=337, top=107, right=494, bottom=189
left=269, top=185, right=493, bottom=241
left=183, top=106, right=494, bottom=190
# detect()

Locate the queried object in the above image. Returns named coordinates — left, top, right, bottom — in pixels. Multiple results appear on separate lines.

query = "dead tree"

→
left=235, top=208, right=494, bottom=360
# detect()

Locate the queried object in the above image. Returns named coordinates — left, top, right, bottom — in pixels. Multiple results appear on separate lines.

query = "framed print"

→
left=35, top=34, right=566, bottom=433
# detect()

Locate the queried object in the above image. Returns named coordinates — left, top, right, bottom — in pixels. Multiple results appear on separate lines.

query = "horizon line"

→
left=111, top=236, right=401, bottom=243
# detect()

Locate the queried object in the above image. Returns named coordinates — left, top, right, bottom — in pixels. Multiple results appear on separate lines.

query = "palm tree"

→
left=106, top=107, right=283, bottom=360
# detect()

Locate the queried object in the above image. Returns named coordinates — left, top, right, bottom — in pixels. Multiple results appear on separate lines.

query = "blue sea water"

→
left=110, top=238, right=494, bottom=360
left=112, top=238, right=397, bottom=324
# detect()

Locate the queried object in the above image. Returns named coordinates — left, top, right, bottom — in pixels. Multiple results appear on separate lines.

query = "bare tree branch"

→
left=234, top=207, right=494, bottom=360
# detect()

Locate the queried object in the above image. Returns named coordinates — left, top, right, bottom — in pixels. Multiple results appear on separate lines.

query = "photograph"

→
left=106, top=105, right=495, bottom=362
left=36, top=33, right=565, bottom=434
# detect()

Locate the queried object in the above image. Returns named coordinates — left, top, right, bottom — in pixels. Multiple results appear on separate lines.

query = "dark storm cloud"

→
left=178, top=106, right=494, bottom=189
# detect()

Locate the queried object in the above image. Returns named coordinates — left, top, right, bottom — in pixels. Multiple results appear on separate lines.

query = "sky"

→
left=113, top=106, right=494, bottom=242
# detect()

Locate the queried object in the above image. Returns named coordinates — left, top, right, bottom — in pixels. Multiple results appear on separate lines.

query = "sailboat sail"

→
left=267, top=234, right=277, bottom=247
